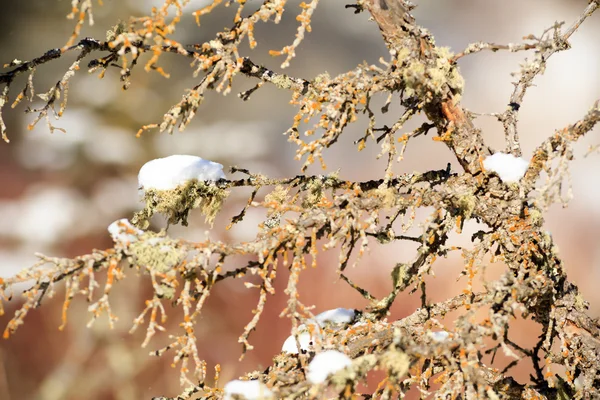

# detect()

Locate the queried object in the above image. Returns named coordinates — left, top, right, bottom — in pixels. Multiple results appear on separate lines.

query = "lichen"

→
left=369, top=186, right=399, bottom=209
left=431, top=46, right=465, bottom=95
left=302, top=174, right=341, bottom=209
left=399, top=47, right=464, bottom=100
left=129, top=235, right=184, bottom=274
left=132, top=181, right=229, bottom=228
left=302, top=180, right=323, bottom=209
left=456, top=193, right=476, bottom=220
left=313, top=72, right=331, bottom=85
left=272, top=74, right=293, bottom=90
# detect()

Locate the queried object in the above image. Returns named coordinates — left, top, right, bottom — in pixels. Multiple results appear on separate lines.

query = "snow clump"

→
left=281, top=329, right=313, bottom=354
left=316, top=308, right=356, bottom=326
left=138, top=155, right=225, bottom=192
left=223, top=380, right=273, bottom=400
left=306, top=350, right=353, bottom=384
left=281, top=308, right=357, bottom=354
left=108, top=218, right=142, bottom=244
left=428, top=330, right=450, bottom=342
left=483, top=152, right=529, bottom=183
left=133, top=155, right=228, bottom=228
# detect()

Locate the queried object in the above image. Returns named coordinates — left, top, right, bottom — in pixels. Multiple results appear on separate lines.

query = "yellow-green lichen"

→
left=313, top=72, right=331, bottom=85
left=370, top=186, right=399, bottom=209
left=456, top=193, right=476, bottom=220
left=302, top=180, right=324, bottom=209
left=264, top=185, right=290, bottom=228
left=132, top=181, right=229, bottom=228
left=395, top=48, right=411, bottom=64
left=401, top=60, right=426, bottom=98
left=265, top=185, right=290, bottom=206
left=300, top=172, right=341, bottom=209
left=428, top=47, right=464, bottom=95
left=379, top=348, right=410, bottom=377
left=106, top=21, right=126, bottom=42
left=527, top=207, right=544, bottom=228
left=272, top=74, right=294, bottom=90
left=399, top=47, right=464, bottom=100
left=129, top=234, right=184, bottom=274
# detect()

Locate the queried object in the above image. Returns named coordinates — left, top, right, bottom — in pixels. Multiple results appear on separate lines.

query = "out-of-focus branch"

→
left=452, top=41, right=540, bottom=61
left=499, top=0, right=600, bottom=156
left=522, top=99, right=600, bottom=192
left=0, top=38, right=108, bottom=142
left=0, top=39, right=108, bottom=85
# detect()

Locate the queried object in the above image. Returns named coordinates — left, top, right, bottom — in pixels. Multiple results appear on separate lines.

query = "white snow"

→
left=306, top=350, right=353, bottom=384
left=138, top=155, right=225, bottom=191
left=428, top=330, right=450, bottom=342
left=108, top=218, right=142, bottom=244
left=281, top=330, right=313, bottom=354
left=316, top=308, right=356, bottom=326
left=223, top=379, right=273, bottom=400
left=483, top=152, right=529, bottom=183
left=281, top=309, right=356, bottom=354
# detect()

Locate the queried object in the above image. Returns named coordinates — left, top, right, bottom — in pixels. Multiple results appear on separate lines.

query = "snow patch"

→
left=281, top=329, right=313, bottom=354
left=138, top=155, right=225, bottom=191
left=428, top=330, right=450, bottom=342
left=281, top=309, right=357, bottom=354
left=483, top=152, right=529, bottom=183
left=223, top=380, right=273, bottom=400
left=307, top=350, right=352, bottom=384
left=108, top=218, right=142, bottom=244
left=316, top=308, right=356, bottom=326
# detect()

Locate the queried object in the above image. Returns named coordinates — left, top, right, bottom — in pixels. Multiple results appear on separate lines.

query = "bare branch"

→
left=499, top=1, right=600, bottom=156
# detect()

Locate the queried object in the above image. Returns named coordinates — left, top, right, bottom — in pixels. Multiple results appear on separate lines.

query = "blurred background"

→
left=0, top=0, right=599, bottom=399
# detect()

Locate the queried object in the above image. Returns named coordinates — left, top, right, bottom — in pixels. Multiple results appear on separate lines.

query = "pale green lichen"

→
left=300, top=172, right=342, bottom=208
left=399, top=47, right=464, bottom=100
left=379, top=348, right=410, bottom=377
left=369, top=186, right=400, bottom=209
left=401, top=61, right=426, bottom=98
left=395, top=48, right=411, bottom=64
left=132, top=181, right=229, bottom=228
left=312, top=72, right=331, bottom=85
left=264, top=185, right=290, bottom=228
left=302, top=180, right=325, bottom=208
left=106, top=21, right=126, bottom=42
left=456, top=193, right=476, bottom=220
left=272, top=74, right=294, bottom=90
left=129, top=235, right=184, bottom=274
left=126, top=232, right=184, bottom=299
left=265, top=185, right=290, bottom=207
left=429, top=47, right=464, bottom=95
left=527, top=207, right=544, bottom=228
